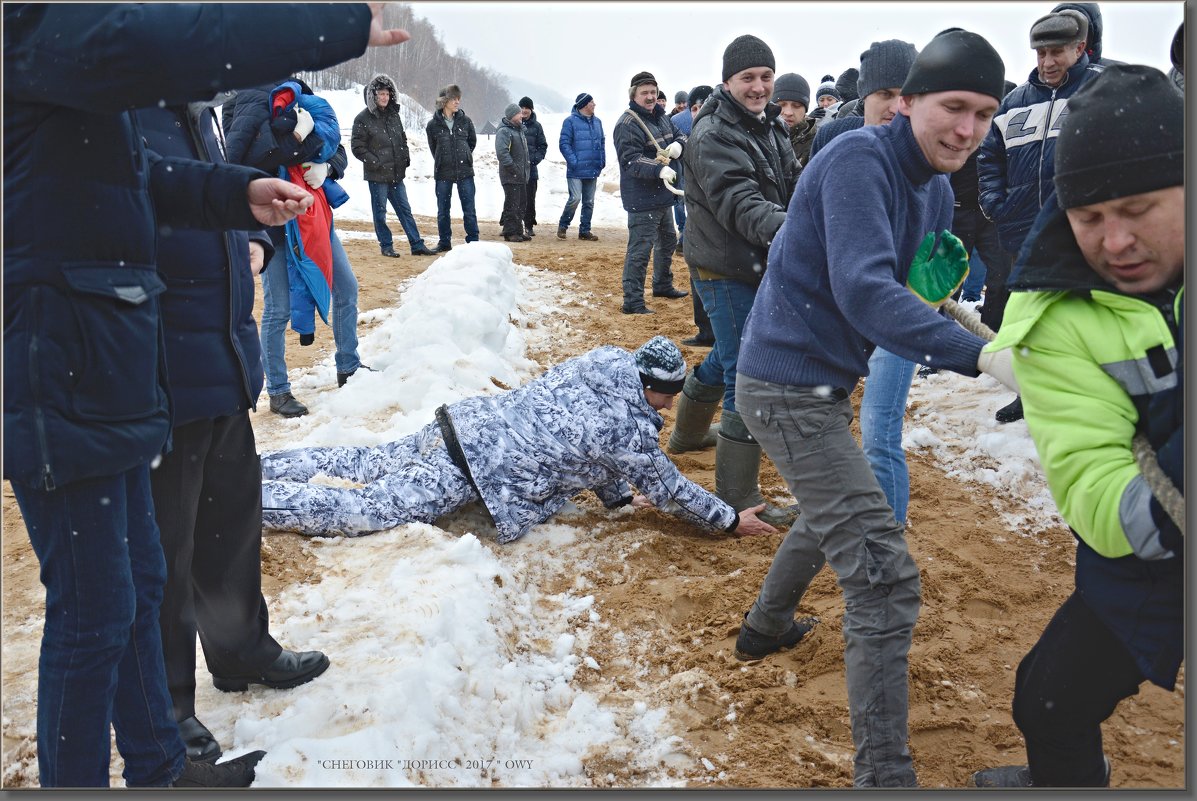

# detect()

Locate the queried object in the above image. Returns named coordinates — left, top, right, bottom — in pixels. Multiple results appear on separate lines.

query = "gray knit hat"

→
left=674, top=90, right=689, bottom=104
left=634, top=336, right=687, bottom=395
left=858, top=40, right=918, bottom=99
left=1029, top=9, right=1089, bottom=49
left=772, top=73, right=811, bottom=108
left=504, top=103, right=522, bottom=121
left=722, top=34, right=775, bottom=81
left=1054, top=65, right=1183, bottom=209
left=901, top=29, right=1005, bottom=101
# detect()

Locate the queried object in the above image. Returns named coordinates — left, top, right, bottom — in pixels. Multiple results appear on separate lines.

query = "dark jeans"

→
left=367, top=180, right=426, bottom=253
left=434, top=177, right=479, bottom=248
left=951, top=206, right=1007, bottom=311
left=693, top=277, right=758, bottom=411
left=499, top=182, right=528, bottom=237
left=151, top=413, right=282, bottom=722
left=13, top=466, right=185, bottom=787
left=690, top=274, right=714, bottom=341
left=980, top=246, right=1015, bottom=333
left=1013, top=592, right=1144, bottom=787
left=621, top=206, right=677, bottom=307
left=524, top=176, right=538, bottom=229
left=558, top=177, right=596, bottom=234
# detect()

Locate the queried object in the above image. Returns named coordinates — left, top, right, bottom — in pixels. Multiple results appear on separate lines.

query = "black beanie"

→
left=688, top=84, right=714, bottom=109
left=836, top=68, right=860, bottom=102
left=574, top=92, right=594, bottom=109
left=722, top=34, right=775, bottom=81
left=772, top=73, right=811, bottom=108
left=1053, top=65, right=1183, bottom=209
left=630, top=71, right=657, bottom=89
left=901, top=29, right=1005, bottom=101
left=518, top=96, right=534, bottom=110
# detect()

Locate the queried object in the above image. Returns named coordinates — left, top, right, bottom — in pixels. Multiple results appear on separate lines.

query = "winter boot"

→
left=667, top=370, right=723, bottom=454
left=995, top=395, right=1024, bottom=423
left=171, top=751, right=266, bottom=787
left=734, top=612, right=818, bottom=661
left=556, top=226, right=567, bottom=240
left=715, top=410, right=799, bottom=528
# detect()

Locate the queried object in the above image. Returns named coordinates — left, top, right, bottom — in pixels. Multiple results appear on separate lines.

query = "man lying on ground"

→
left=261, top=337, right=777, bottom=541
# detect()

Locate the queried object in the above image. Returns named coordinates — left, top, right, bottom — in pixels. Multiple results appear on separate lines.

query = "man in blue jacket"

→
left=3, top=3, right=407, bottom=787
left=557, top=92, right=605, bottom=241
left=731, top=30, right=1016, bottom=786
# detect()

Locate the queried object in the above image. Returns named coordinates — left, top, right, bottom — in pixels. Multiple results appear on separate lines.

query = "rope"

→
left=621, top=111, right=684, bottom=197
left=943, top=298, right=1185, bottom=535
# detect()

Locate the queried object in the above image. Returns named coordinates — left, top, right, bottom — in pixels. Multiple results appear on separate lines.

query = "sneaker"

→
left=556, top=227, right=567, bottom=240
left=995, top=396, right=1024, bottom=424
left=269, top=392, right=308, bottom=418
left=337, top=363, right=375, bottom=388
left=734, top=613, right=817, bottom=661
left=380, top=247, right=401, bottom=258
left=172, top=751, right=266, bottom=787
left=435, top=243, right=453, bottom=253
left=652, top=287, right=689, bottom=299
left=972, top=765, right=1032, bottom=788
left=578, top=231, right=599, bottom=241
left=621, top=304, right=654, bottom=315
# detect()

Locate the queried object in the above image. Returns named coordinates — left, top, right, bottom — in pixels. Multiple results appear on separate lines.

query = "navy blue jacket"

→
left=559, top=109, right=606, bottom=180
left=3, top=3, right=371, bottom=490
left=613, top=102, right=685, bottom=212
left=522, top=111, right=549, bottom=182
left=134, top=103, right=270, bottom=428
left=977, top=55, right=1103, bottom=254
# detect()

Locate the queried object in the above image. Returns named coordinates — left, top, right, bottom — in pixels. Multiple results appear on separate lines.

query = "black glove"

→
left=809, top=107, right=827, bottom=120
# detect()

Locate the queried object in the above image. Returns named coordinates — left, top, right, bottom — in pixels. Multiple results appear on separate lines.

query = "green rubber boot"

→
left=716, top=410, right=799, bottom=529
left=666, top=370, right=724, bottom=454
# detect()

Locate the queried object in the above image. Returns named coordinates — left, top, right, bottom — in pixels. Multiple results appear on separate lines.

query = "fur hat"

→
left=687, top=84, right=715, bottom=110
left=435, top=84, right=462, bottom=111
left=634, top=336, right=687, bottom=395
left=1029, top=9, right=1089, bottom=49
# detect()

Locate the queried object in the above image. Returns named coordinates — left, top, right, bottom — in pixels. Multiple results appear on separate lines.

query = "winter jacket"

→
left=134, top=103, right=270, bottom=428
left=3, top=3, right=370, bottom=491
left=351, top=73, right=411, bottom=183
left=986, top=195, right=1183, bottom=689
left=425, top=109, right=477, bottom=182
left=559, top=109, right=606, bottom=180
left=681, top=85, right=799, bottom=286
left=521, top=110, right=549, bottom=182
left=495, top=117, right=530, bottom=186
left=1051, top=2, right=1122, bottom=66
left=976, top=55, right=1104, bottom=254
left=787, top=116, right=819, bottom=166
left=445, top=346, right=738, bottom=542
left=613, top=101, right=685, bottom=212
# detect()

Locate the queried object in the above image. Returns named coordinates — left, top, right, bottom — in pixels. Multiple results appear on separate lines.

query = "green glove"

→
left=906, top=230, right=970, bottom=308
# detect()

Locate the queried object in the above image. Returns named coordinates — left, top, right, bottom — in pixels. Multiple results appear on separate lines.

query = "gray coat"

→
left=495, top=117, right=530, bottom=186
left=350, top=73, right=411, bottom=183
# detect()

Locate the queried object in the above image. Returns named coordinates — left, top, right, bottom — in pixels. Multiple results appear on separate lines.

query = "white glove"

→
left=977, top=348, right=1020, bottom=393
left=664, top=141, right=683, bottom=160
left=293, top=107, right=315, bottom=141
left=301, top=161, right=328, bottom=188
left=659, top=165, right=677, bottom=184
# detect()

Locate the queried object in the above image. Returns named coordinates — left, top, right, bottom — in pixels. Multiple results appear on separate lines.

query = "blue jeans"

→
left=434, top=177, right=479, bottom=247
left=621, top=206, right=677, bottom=306
left=12, top=466, right=186, bottom=787
left=693, top=278, right=758, bottom=411
left=558, top=177, right=596, bottom=234
left=261, top=227, right=360, bottom=396
left=960, top=248, right=987, bottom=300
left=860, top=347, right=917, bottom=524
left=736, top=374, right=920, bottom=787
left=367, top=180, right=426, bottom=253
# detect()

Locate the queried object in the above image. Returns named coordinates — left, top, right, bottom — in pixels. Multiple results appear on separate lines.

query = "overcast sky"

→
left=407, top=1, right=1181, bottom=113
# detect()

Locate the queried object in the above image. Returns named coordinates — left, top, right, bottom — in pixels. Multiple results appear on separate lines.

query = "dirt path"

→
left=2, top=213, right=1184, bottom=788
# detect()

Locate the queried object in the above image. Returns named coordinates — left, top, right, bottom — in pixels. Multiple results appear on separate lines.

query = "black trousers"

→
left=523, top=176, right=538, bottom=229
left=1012, top=591, right=1144, bottom=787
left=690, top=274, right=713, bottom=340
left=500, top=182, right=527, bottom=237
left=151, top=412, right=281, bottom=721
left=951, top=205, right=1010, bottom=320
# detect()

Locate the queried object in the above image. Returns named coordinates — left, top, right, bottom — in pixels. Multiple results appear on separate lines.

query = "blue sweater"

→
left=738, top=113, right=986, bottom=391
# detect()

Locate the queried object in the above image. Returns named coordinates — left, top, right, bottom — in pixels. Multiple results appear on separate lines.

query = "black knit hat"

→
left=635, top=336, right=687, bottom=395
left=1053, top=65, right=1183, bottom=209
left=858, top=39, right=918, bottom=99
left=630, top=71, right=657, bottom=89
left=722, top=34, right=775, bottom=81
left=1029, top=9, right=1088, bottom=49
left=574, top=92, right=594, bottom=109
left=901, top=29, right=1005, bottom=101
left=772, top=73, right=810, bottom=108
left=836, top=68, right=860, bottom=102
left=518, top=96, right=534, bottom=110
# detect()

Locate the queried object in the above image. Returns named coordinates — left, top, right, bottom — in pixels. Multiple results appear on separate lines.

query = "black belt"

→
left=434, top=405, right=483, bottom=498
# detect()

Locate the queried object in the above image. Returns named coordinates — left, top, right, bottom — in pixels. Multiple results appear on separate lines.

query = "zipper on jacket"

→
left=28, top=287, right=55, bottom=490
left=1037, top=86, right=1059, bottom=210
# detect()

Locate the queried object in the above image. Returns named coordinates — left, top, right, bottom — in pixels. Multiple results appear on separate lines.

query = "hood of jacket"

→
left=364, top=73, right=400, bottom=115
left=1052, top=1, right=1105, bottom=62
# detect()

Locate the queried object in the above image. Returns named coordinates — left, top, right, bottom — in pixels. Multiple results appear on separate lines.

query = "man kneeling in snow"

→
left=261, top=337, right=777, bottom=541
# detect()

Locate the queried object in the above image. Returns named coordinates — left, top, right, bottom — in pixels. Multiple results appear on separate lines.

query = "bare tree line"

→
left=294, top=4, right=512, bottom=126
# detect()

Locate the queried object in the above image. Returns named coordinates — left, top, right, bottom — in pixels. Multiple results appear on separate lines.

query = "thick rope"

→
left=943, top=298, right=1185, bottom=535
left=621, top=111, right=684, bottom=196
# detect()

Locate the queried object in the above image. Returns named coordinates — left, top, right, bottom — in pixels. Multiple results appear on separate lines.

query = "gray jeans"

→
left=621, top=206, right=677, bottom=307
left=736, top=373, right=921, bottom=787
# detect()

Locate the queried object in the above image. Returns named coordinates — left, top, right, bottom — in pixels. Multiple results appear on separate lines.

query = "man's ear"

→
left=897, top=93, right=916, bottom=117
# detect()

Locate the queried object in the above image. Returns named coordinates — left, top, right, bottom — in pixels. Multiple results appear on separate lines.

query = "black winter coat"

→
left=3, top=3, right=370, bottom=491
left=613, top=101, right=684, bottom=212
left=351, top=73, right=411, bottom=183
left=522, top=111, right=549, bottom=181
left=134, top=103, right=269, bottom=428
left=495, top=118, right=530, bottom=186
left=426, top=109, right=477, bottom=181
left=682, top=86, right=799, bottom=286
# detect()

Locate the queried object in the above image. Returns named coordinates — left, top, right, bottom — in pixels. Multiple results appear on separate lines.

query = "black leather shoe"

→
left=734, top=613, right=818, bottom=661
left=337, top=363, right=375, bottom=388
left=681, top=335, right=715, bottom=347
left=172, top=751, right=266, bottom=787
left=269, top=392, right=308, bottom=418
left=380, top=247, right=402, bottom=258
left=177, top=715, right=222, bottom=764
left=621, top=305, right=654, bottom=315
left=212, top=649, right=330, bottom=693
left=412, top=246, right=437, bottom=256
left=972, top=766, right=1032, bottom=787
left=652, top=287, right=689, bottom=299
left=995, top=396, right=1024, bottom=424
left=435, top=243, right=453, bottom=253
left=578, top=231, right=599, bottom=241
left=503, top=234, right=529, bottom=242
